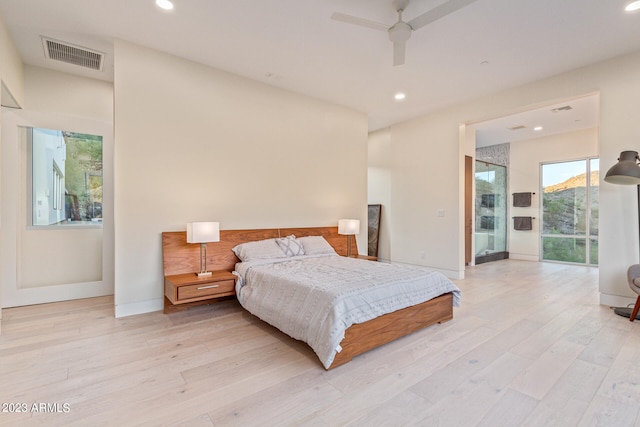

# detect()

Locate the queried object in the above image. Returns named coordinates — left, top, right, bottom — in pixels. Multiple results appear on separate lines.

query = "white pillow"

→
left=297, top=236, right=337, bottom=255
left=232, top=238, right=287, bottom=262
left=276, top=235, right=305, bottom=257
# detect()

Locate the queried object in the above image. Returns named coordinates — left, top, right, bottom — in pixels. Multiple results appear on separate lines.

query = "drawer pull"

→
left=197, top=284, right=220, bottom=290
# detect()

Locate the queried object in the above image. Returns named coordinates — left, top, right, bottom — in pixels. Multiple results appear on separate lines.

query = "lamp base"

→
left=196, top=271, right=212, bottom=278
left=613, top=306, right=640, bottom=320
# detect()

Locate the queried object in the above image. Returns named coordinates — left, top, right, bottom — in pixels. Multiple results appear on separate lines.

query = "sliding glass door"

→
left=541, top=158, right=599, bottom=265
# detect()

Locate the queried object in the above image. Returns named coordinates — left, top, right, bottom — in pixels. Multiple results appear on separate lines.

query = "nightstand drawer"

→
left=164, top=270, right=237, bottom=313
left=177, top=279, right=235, bottom=301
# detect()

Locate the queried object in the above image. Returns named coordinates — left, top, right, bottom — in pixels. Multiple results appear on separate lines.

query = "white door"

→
left=1, top=109, right=114, bottom=307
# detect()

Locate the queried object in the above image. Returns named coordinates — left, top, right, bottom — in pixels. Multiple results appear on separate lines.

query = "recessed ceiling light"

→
left=156, top=0, right=174, bottom=10
left=534, top=126, right=543, bottom=131
left=394, top=93, right=406, bottom=101
left=626, top=1, right=640, bottom=12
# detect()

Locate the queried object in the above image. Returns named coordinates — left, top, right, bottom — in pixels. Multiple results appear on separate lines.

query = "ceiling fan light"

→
left=626, top=1, right=640, bottom=11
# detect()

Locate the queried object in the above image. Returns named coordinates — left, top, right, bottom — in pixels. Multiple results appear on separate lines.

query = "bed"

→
left=161, top=226, right=461, bottom=369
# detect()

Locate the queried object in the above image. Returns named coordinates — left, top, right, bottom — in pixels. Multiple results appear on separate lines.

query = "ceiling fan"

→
left=331, top=0, right=479, bottom=66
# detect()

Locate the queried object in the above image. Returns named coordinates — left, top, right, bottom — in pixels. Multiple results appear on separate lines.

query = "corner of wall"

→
left=600, top=292, right=635, bottom=309
left=114, top=298, right=164, bottom=318
left=0, top=86, right=2, bottom=330
left=0, top=13, right=25, bottom=107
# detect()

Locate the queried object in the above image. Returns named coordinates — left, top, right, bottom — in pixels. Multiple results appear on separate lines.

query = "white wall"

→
left=384, top=50, right=640, bottom=305
left=368, top=128, right=391, bottom=262
left=0, top=12, right=24, bottom=331
left=113, top=40, right=368, bottom=317
left=1, top=66, right=114, bottom=307
left=0, top=13, right=24, bottom=108
left=387, top=111, right=465, bottom=278
left=509, top=127, right=599, bottom=261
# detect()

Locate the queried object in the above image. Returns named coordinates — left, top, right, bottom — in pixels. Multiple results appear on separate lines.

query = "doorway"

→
left=475, top=160, right=508, bottom=264
left=465, top=156, right=473, bottom=265
left=1, top=108, right=114, bottom=308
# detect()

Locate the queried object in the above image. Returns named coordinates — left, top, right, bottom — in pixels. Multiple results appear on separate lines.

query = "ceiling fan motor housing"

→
left=331, top=0, right=479, bottom=66
left=388, top=21, right=412, bottom=42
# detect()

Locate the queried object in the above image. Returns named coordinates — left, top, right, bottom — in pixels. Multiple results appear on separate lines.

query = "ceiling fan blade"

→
left=408, top=0, right=478, bottom=30
left=331, top=12, right=390, bottom=32
left=393, top=40, right=406, bottom=66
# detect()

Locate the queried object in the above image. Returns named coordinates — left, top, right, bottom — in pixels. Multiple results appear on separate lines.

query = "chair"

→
left=627, top=264, right=640, bottom=322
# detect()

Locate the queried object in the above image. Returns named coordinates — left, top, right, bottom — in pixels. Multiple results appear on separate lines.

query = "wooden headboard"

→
left=161, top=226, right=357, bottom=276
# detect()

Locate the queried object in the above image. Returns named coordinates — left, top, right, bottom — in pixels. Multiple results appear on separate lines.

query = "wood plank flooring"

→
left=1, top=260, right=639, bottom=426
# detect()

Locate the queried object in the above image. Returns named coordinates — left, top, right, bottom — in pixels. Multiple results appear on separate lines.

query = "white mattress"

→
left=234, top=254, right=461, bottom=368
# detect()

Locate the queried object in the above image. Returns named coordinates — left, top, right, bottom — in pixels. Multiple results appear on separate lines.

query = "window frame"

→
left=25, top=126, right=104, bottom=230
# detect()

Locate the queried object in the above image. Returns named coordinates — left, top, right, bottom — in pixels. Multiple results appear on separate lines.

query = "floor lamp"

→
left=604, top=151, right=640, bottom=319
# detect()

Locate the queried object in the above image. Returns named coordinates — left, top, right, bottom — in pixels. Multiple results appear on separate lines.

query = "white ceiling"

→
left=0, top=0, right=638, bottom=133
left=473, top=94, right=600, bottom=147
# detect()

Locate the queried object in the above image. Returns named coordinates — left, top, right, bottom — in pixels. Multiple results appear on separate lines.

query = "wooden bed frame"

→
left=161, top=226, right=454, bottom=369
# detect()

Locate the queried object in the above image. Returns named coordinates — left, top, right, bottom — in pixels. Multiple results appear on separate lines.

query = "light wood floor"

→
left=1, top=259, right=639, bottom=426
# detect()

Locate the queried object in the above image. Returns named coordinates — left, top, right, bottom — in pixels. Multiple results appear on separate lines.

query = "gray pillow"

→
left=276, top=235, right=305, bottom=257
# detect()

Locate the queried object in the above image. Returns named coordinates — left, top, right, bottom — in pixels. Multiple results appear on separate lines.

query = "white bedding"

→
left=234, top=254, right=461, bottom=368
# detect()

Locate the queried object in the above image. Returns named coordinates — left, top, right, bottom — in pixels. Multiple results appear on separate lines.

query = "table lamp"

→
left=187, top=221, right=220, bottom=277
left=338, top=219, right=360, bottom=257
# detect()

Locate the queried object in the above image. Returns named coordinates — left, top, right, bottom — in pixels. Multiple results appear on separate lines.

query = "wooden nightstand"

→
left=164, top=270, right=236, bottom=314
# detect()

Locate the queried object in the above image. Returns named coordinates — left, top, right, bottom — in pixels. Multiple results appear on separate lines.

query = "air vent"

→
left=42, top=37, right=104, bottom=71
left=508, top=125, right=526, bottom=131
left=550, top=105, right=573, bottom=113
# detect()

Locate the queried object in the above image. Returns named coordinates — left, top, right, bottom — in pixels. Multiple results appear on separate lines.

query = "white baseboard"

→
left=600, top=292, right=637, bottom=308
left=443, top=269, right=464, bottom=280
left=391, top=261, right=464, bottom=280
left=115, top=298, right=163, bottom=318
left=3, top=281, right=113, bottom=308
left=509, top=254, right=539, bottom=262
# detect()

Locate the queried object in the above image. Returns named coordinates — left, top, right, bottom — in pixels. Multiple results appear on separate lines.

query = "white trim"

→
left=3, top=280, right=113, bottom=308
left=1, top=108, right=114, bottom=309
left=600, top=292, right=637, bottom=308
left=115, top=298, right=163, bottom=318
left=392, top=261, right=464, bottom=280
left=509, top=254, right=539, bottom=262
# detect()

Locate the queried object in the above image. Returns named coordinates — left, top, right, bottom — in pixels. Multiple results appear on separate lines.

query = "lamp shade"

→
left=338, top=219, right=360, bottom=235
left=604, top=151, right=640, bottom=185
left=187, top=222, right=220, bottom=243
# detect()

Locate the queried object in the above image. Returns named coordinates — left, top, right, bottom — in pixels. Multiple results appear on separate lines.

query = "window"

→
left=541, top=158, right=598, bottom=265
left=29, top=127, right=103, bottom=227
left=52, top=162, right=63, bottom=210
